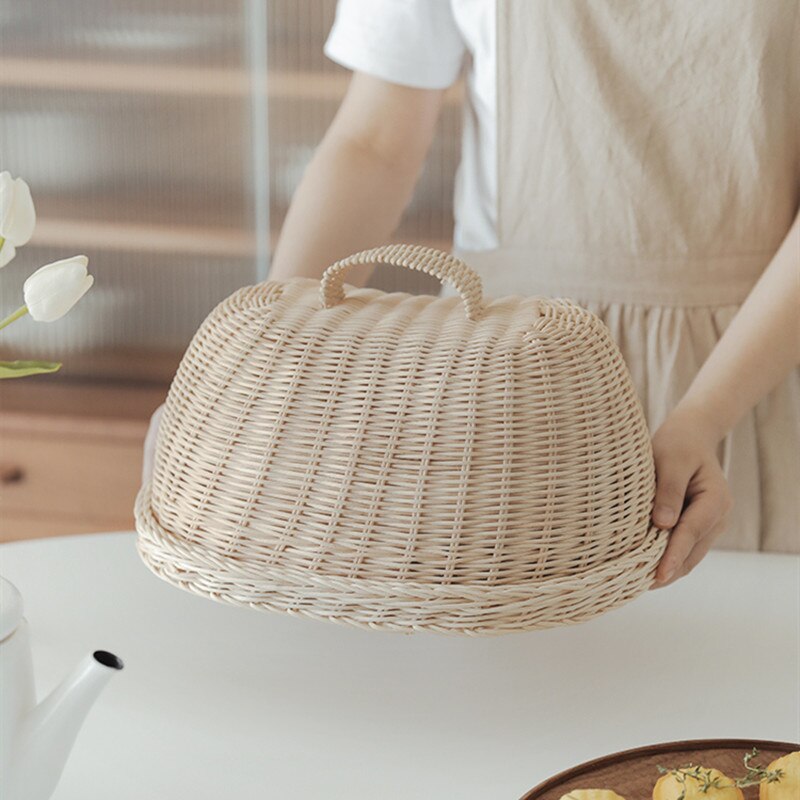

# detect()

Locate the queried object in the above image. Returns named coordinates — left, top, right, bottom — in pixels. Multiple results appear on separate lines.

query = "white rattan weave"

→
left=136, top=244, right=667, bottom=634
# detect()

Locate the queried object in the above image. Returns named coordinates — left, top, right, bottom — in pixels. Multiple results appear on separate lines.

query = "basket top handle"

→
left=320, top=244, right=484, bottom=322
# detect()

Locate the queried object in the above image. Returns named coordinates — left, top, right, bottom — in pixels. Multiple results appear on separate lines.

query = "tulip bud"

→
left=0, top=172, right=36, bottom=266
left=23, top=255, right=94, bottom=322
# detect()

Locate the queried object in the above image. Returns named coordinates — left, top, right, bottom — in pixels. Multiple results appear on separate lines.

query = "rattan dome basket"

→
left=136, top=244, right=667, bottom=635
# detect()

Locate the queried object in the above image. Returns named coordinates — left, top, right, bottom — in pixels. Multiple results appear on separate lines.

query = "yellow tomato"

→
left=759, top=752, right=800, bottom=800
left=560, top=790, right=627, bottom=800
left=653, top=768, right=743, bottom=800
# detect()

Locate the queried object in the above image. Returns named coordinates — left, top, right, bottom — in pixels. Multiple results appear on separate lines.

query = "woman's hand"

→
left=648, top=211, right=798, bottom=583
left=650, top=407, right=733, bottom=588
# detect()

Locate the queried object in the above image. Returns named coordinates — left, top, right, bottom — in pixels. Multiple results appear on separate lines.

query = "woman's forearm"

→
left=270, top=135, right=418, bottom=284
left=270, top=74, right=444, bottom=285
left=675, top=209, right=800, bottom=442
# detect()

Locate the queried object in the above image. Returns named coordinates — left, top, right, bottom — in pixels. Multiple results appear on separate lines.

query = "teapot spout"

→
left=13, top=650, right=123, bottom=800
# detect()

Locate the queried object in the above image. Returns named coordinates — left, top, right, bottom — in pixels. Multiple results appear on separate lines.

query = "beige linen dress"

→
left=458, top=1, right=800, bottom=551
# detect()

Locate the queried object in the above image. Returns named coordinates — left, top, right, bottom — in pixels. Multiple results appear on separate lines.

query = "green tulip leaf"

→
left=0, top=360, right=62, bottom=379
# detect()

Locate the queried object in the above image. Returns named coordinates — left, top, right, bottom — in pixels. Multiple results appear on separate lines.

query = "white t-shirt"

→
left=324, top=0, right=497, bottom=253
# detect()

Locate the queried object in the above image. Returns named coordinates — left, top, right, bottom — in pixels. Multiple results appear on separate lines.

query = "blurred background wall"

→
left=0, top=0, right=460, bottom=540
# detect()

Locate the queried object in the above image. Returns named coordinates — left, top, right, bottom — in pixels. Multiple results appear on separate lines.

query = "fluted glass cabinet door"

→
left=0, top=1, right=458, bottom=380
left=0, top=1, right=263, bottom=378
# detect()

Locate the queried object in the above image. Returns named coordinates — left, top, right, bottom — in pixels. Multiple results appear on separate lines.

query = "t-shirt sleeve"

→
left=324, top=0, right=466, bottom=89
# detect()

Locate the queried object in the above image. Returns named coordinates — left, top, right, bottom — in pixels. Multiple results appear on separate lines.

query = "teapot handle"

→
left=320, top=244, right=484, bottom=322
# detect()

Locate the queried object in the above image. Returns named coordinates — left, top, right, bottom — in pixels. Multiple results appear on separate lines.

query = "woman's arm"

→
left=652, top=209, right=800, bottom=585
left=269, top=72, right=445, bottom=285
left=670, top=211, right=800, bottom=440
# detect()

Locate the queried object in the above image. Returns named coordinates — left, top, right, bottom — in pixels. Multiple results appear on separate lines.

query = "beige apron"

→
left=459, top=0, right=800, bottom=551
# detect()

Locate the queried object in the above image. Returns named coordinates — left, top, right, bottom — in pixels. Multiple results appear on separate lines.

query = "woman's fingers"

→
left=681, top=515, right=728, bottom=576
left=655, top=515, right=728, bottom=589
left=652, top=452, right=692, bottom=529
left=653, top=472, right=728, bottom=586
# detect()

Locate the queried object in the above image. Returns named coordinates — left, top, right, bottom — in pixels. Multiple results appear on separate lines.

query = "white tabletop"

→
left=1, top=533, right=798, bottom=800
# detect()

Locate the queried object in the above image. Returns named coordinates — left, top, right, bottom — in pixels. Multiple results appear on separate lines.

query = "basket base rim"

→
left=135, top=484, right=667, bottom=635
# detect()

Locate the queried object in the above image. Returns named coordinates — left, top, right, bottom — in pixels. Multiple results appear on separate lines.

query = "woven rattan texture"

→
left=137, top=245, right=667, bottom=634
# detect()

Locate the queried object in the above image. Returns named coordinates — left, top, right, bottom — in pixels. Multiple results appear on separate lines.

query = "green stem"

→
left=0, top=305, right=29, bottom=332
left=0, top=235, right=5, bottom=252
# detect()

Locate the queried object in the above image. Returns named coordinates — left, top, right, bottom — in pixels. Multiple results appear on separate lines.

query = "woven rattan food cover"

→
left=136, top=245, right=667, bottom=635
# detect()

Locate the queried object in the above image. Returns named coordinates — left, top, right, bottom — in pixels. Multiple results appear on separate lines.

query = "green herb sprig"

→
left=736, top=749, right=785, bottom=788
left=657, top=749, right=784, bottom=800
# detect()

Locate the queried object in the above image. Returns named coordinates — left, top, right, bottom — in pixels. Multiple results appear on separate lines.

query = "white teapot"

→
left=0, top=576, right=123, bottom=799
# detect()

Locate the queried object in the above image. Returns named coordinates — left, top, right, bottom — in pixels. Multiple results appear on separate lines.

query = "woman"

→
left=270, top=0, right=800, bottom=581
left=146, top=1, right=800, bottom=583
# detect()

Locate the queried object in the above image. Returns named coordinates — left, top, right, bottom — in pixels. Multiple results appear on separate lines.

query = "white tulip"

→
left=0, top=172, right=36, bottom=266
left=23, top=255, right=94, bottom=322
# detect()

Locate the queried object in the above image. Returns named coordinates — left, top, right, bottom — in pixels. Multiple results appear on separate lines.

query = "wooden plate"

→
left=520, top=740, right=799, bottom=800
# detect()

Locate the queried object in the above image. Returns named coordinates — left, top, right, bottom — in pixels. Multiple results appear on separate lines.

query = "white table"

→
left=1, top=533, right=798, bottom=800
